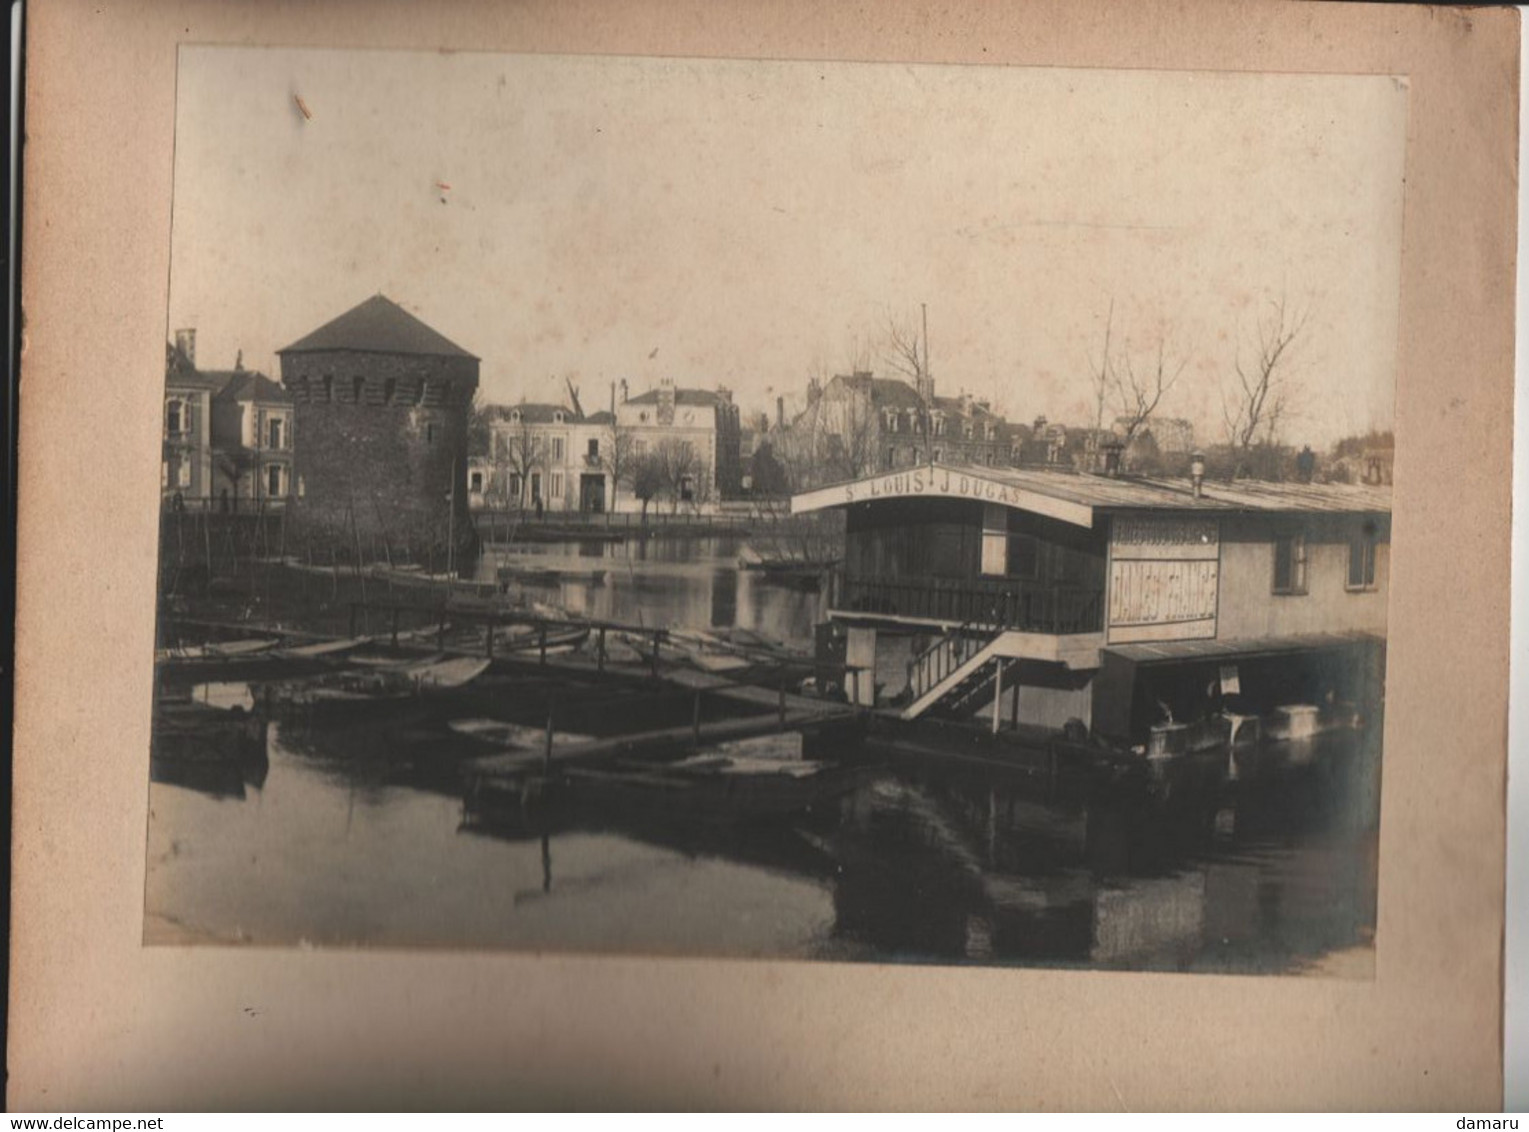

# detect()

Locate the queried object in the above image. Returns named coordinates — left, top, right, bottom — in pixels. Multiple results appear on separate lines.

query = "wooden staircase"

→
left=902, top=625, right=1009, bottom=721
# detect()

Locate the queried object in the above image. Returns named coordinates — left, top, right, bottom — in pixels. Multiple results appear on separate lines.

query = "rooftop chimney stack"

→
left=776, top=395, right=785, bottom=430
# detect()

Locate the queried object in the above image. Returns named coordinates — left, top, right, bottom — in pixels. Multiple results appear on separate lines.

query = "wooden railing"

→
left=906, top=622, right=989, bottom=702
left=838, top=575, right=1103, bottom=635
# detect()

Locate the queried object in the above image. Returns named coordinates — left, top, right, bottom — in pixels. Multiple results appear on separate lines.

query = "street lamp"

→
left=1190, top=450, right=1206, bottom=499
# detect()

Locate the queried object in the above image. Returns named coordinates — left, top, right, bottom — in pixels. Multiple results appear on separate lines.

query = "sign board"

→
left=1108, top=516, right=1220, bottom=643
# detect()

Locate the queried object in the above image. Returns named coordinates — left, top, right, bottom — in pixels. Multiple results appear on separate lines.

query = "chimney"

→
left=619, top=378, right=629, bottom=404
left=174, top=328, right=196, bottom=367
left=1102, top=439, right=1124, bottom=478
left=234, top=349, right=244, bottom=372
left=776, top=395, right=785, bottom=430
left=610, top=381, right=617, bottom=416
left=657, top=377, right=676, bottom=424
left=1190, top=450, right=1206, bottom=499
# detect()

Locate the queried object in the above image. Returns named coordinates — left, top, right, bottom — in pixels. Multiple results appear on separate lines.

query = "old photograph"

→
left=148, top=46, right=1404, bottom=973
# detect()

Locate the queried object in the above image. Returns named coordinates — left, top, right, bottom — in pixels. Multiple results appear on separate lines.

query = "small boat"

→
left=493, top=623, right=592, bottom=655
left=150, top=700, right=270, bottom=799
left=155, top=637, right=279, bottom=664
left=497, top=564, right=608, bottom=587
left=560, top=753, right=858, bottom=823
left=268, top=655, right=492, bottom=716
left=272, top=635, right=374, bottom=660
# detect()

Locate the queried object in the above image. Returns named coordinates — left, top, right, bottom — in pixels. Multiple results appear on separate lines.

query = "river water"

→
left=145, top=539, right=1378, bottom=973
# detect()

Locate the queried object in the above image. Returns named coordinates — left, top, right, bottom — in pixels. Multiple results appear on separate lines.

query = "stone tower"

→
left=278, top=294, right=480, bottom=560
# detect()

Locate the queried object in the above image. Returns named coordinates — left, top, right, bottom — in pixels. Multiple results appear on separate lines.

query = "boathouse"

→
left=791, top=463, right=1389, bottom=744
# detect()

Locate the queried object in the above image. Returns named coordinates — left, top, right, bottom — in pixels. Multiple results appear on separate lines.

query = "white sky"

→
left=169, top=47, right=1407, bottom=446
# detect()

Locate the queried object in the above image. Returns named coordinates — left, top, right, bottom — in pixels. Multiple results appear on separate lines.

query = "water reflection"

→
left=472, top=537, right=825, bottom=645
left=147, top=694, right=1377, bottom=972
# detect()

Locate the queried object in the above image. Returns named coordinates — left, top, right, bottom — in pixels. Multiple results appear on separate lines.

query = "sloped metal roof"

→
left=791, top=461, right=1391, bottom=522
left=278, top=294, right=477, bottom=359
left=1105, top=630, right=1384, bottom=665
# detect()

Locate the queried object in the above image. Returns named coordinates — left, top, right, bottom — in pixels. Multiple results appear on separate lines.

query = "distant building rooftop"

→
left=210, top=370, right=291, bottom=404
left=626, top=387, right=729, bottom=408
left=278, top=294, right=477, bottom=360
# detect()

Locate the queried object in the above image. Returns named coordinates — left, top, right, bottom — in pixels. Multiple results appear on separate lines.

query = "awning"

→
left=1104, top=630, right=1384, bottom=666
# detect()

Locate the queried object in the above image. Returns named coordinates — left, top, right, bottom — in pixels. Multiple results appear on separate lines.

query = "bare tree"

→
left=495, top=410, right=546, bottom=509
left=651, top=438, right=702, bottom=513
left=882, top=308, right=936, bottom=462
left=1112, top=335, right=1187, bottom=449
left=600, top=415, right=636, bottom=506
left=626, top=452, right=664, bottom=520
left=1221, top=293, right=1308, bottom=476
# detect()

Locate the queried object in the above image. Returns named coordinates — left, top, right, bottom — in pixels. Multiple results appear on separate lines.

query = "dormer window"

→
left=510, top=409, right=522, bottom=424
left=553, top=410, right=565, bottom=424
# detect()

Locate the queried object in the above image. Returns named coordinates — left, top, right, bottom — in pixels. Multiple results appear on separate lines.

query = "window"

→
left=680, top=476, right=695, bottom=503
left=165, top=399, right=183, bottom=435
left=553, top=411, right=565, bottom=424
left=1273, top=533, right=1308, bottom=595
left=887, top=447, right=896, bottom=466
left=469, top=471, right=484, bottom=494
left=587, top=438, right=600, bottom=459
left=321, top=375, right=334, bottom=402
left=508, top=473, right=522, bottom=499
left=551, top=473, right=564, bottom=500
left=268, top=418, right=284, bottom=450
left=1348, top=523, right=1378, bottom=590
left=383, top=378, right=397, bottom=405
left=267, top=464, right=283, bottom=497
left=177, top=462, right=192, bottom=488
left=352, top=376, right=365, bottom=403
left=933, top=449, right=942, bottom=462
left=530, top=472, right=542, bottom=501
left=1006, top=534, right=1041, bottom=580
left=551, top=437, right=565, bottom=461
left=425, top=423, right=437, bottom=445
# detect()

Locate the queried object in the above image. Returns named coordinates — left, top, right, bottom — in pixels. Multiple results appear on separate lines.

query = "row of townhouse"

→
left=468, top=377, right=744, bottom=514
left=782, top=369, right=1202, bottom=489
left=163, top=331, right=295, bottom=510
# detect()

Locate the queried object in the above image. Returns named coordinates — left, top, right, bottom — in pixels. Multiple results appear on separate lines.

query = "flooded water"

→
left=146, top=707, right=1378, bottom=972
left=146, top=539, right=1378, bottom=973
left=469, top=536, right=827, bottom=646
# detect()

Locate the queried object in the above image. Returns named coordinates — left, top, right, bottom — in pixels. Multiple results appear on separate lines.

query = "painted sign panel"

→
left=792, top=465, right=1094, bottom=528
left=1108, top=516, right=1220, bottom=641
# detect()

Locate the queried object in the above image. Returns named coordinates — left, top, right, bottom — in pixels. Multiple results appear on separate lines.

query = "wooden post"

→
left=597, top=627, right=606, bottom=673
left=543, top=694, right=555, bottom=774
left=692, top=690, right=702, bottom=746
left=1010, top=672, right=1020, bottom=729
left=992, top=660, right=1003, bottom=735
